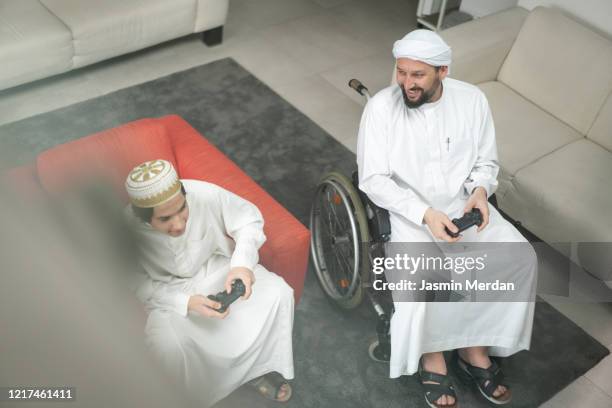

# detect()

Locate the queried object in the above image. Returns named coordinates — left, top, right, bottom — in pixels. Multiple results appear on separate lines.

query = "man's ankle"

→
left=422, top=352, right=447, bottom=374
left=458, top=348, right=490, bottom=368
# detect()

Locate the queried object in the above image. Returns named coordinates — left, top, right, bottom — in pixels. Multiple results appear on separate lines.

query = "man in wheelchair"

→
left=356, top=30, right=537, bottom=408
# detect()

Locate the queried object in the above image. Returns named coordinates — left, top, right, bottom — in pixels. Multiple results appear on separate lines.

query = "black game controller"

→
left=207, top=279, right=246, bottom=313
left=445, top=208, right=483, bottom=238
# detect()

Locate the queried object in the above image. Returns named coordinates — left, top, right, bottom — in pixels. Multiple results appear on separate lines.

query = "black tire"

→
left=310, top=172, right=370, bottom=309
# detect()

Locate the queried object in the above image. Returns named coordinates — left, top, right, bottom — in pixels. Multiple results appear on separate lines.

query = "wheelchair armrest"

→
left=352, top=171, right=391, bottom=242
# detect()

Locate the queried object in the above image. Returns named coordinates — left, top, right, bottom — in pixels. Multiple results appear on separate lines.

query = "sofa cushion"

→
left=0, top=0, right=73, bottom=90
left=500, top=139, right=612, bottom=242
left=40, top=0, right=197, bottom=68
left=37, top=119, right=177, bottom=201
left=498, top=6, right=612, bottom=135
left=479, top=81, right=582, bottom=177
left=440, top=7, right=528, bottom=85
left=587, top=92, right=612, bottom=153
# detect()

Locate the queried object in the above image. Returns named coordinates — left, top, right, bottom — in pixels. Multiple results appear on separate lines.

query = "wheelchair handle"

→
left=348, top=79, right=371, bottom=100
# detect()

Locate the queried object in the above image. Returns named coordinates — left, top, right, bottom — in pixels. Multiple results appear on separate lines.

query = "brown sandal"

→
left=249, top=372, right=292, bottom=402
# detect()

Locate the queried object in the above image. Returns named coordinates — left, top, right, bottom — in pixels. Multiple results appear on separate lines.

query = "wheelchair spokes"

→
left=310, top=172, right=369, bottom=309
left=313, top=179, right=359, bottom=298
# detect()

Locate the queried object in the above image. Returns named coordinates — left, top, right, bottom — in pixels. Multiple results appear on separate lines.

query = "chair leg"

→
left=202, top=26, right=223, bottom=46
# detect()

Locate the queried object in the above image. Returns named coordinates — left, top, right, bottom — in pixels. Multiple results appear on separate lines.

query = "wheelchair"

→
left=309, top=79, right=394, bottom=362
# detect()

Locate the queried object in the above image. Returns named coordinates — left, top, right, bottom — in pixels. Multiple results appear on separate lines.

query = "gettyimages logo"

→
left=372, top=253, right=487, bottom=275
left=377, top=242, right=539, bottom=302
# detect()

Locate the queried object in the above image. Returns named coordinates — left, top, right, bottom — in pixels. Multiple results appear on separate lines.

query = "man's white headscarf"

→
left=392, top=29, right=452, bottom=70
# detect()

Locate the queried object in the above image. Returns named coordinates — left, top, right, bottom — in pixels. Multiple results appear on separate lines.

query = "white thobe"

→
left=125, top=179, right=294, bottom=407
left=357, top=79, right=536, bottom=377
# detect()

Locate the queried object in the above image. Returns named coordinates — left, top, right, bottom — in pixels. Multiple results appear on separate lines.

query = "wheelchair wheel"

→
left=310, top=172, right=370, bottom=309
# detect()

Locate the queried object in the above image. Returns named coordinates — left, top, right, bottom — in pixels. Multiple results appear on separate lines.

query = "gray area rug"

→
left=0, top=58, right=608, bottom=408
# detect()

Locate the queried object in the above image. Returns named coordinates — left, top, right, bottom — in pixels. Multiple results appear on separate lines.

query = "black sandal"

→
left=249, top=372, right=292, bottom=402
left=457, top=356, right=511, bottom=405
left=418, top=359, right=458, bottom=408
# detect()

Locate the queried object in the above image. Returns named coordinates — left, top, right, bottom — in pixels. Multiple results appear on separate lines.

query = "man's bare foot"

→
left=457, top=347, right=508, bottom=398
left=276, top=383, right=291, bottom=401
left=421, top=352, right=456, bottom=407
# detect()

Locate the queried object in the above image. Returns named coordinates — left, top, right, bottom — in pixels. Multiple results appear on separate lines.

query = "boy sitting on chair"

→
left=124, top=159, right=294, bottom=407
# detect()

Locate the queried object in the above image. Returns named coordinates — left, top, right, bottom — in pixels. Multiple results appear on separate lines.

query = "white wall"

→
left=518, top=0, right=612, bottom=38
left=421, top=0, right=461, bottom=15
left=460, top=0, right=518, bottom=18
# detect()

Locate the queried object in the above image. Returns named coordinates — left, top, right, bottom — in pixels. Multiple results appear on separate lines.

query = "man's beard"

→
left=401, top=77, right=441, bottom=109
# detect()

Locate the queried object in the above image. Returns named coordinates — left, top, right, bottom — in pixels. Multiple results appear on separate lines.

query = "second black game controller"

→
left=445, top=208, right=483, bottom=238
left=207, top=279, right=246, bottom=313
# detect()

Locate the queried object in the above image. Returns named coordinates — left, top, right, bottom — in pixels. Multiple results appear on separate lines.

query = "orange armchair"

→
left=8, top=115, right=310, bottom=303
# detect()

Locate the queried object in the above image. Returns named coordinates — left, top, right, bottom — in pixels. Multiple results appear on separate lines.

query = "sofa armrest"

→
left=258, top=215, right=310, bottom=303
left=440, top=7, right=528, bottom=84
left=194, top=0, right=229, bottom=32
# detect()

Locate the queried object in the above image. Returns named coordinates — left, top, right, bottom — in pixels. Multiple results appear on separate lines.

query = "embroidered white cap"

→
left=125, top=159, right=181, bottom=208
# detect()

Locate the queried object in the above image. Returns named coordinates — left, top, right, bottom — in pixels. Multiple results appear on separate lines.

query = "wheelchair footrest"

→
left=368, top=339, right=391, bottom=363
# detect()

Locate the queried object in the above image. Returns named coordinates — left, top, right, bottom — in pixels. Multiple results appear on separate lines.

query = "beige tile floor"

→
left=0, top=0, right=611, bottom=405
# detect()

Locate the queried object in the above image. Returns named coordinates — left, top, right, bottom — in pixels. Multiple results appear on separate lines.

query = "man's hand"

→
left=188, top=295, right=230, bottom=319
left=423, top=208, right=461, bottom=242
left=225, top=267, right=255, bottom=300
left=464, top=187, right=490, bottom=232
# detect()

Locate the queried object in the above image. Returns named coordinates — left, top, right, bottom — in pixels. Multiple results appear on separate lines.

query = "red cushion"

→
left=37, top=119, right=177, bottom=202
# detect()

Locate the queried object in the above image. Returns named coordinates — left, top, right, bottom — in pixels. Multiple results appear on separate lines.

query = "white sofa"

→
left=0, top=0, right=229, bottom=91
left=440, top=6, right=612, bottom=284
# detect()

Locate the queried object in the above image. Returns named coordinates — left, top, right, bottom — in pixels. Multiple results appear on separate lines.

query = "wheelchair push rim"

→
left=310, top=172, right=369, bottom=307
